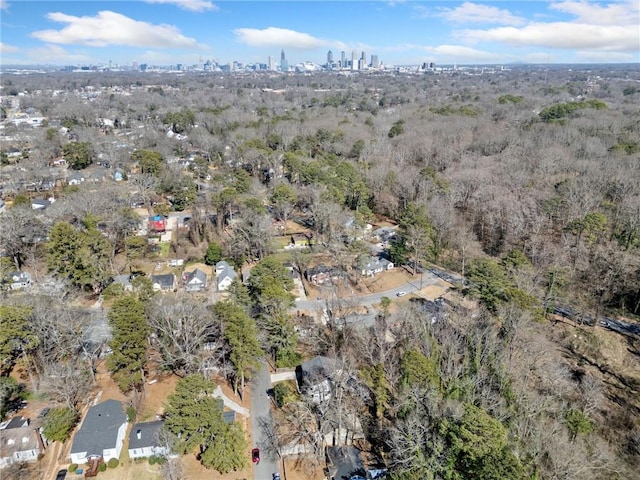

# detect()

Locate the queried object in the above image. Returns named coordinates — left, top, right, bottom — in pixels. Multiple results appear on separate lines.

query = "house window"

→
left=133, top=449, right=138, bottom=455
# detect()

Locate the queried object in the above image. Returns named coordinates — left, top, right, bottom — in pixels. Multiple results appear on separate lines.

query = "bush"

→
left=98, top=463, right=107, bottom=472
left=126, top=406, right=136, bottom=423
left=43, top=408, right=78, bottom=443
left=107, top=458, right=119, bottom=468
left=68, top=464, right=78, bottom=473
left=148, top=456, right=157, bottom=465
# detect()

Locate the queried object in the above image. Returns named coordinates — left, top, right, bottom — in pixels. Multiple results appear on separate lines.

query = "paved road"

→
left=293, top=270, right=440, bottom=311
left=250, top=360, right=280, bottom=480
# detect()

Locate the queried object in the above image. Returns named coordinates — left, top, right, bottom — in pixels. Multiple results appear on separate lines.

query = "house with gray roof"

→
left=69, top=400, right=127, bottom=465
left=215, top=261, right=237, bottom=291
left=152, top=274, right=176, bottom=292
left=0, top=419, right=45, bottom=468
left=357, top=255, right=394, bottom=277
left=296, top=356, right=339, bottom=404
left=182, top=268, right=208, bottom=292
left=128, top=420, right=168, bottom=460
left=8, top=271, right=31, bottom=290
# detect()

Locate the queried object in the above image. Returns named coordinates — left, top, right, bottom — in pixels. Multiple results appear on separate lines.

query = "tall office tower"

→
left=341, top=51, right=346, bottom=68
left=352, top=50, right=357, bottom=70
left=327, top=50, right=333, bottom=64
left=280, top=49, right=288, bottom=72
left=371, top=55, right=379, bottom=68
left=361, top=51, right=366, bottom=61
left=268, top=56, right=276, bottom=71
left=281, top=49, right=286, bottom=62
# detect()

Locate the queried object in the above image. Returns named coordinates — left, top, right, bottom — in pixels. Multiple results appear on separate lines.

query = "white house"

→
left=128, top=420, right=168, bottom=460
left=215, top=261, right=237, bottom=291
left=358, top=256, right=394, bottom=277
left=0, top=419, right=45, bottom=468
left=9, top=271, right=32, bottom=290
left=69, top=400, right=127, bottom=465
left=182, top=268, right=208, bottom=292
left=296, top=356, right=339, bottom=404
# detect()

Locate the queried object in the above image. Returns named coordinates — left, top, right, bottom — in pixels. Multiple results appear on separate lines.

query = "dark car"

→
left=38, top=407, right=51, bottom=418
left=55, top=469, right=67, bottom=480
left=251, top=448, right=260, bottom=464
left=273, top=474, right=281, bottom=480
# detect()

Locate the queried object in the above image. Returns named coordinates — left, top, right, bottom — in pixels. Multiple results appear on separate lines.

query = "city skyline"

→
left=1, top=1, right=638, bottom=67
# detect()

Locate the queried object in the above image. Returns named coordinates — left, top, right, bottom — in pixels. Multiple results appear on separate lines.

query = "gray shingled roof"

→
left=128, top=420, right=163, bottom=450
left=70, top=400, right=126, bottom=457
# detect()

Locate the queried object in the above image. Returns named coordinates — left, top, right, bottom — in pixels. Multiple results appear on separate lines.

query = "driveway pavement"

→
left=250, top=361, right=280, bottom=480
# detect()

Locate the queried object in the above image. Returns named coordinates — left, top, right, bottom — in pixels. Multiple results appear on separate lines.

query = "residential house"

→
left=152, top=274, right=176, bottom=292
left=111, top=274, right=133, bottom=292
left=183, top=268, right=208, bottom=292
left=0, top=419, right=45, bottom=468
left=305, top=265, right=344, bottom=286
left=31, top=198, right=53, bottom=210
left=215, top=261, right=237, bottom=291
left=67, top=173, right=85, bottom=186
left=148, top=215, right=167, bottom=234
left=127, top=420, right=168, bottom=460
left=358, top=256, right=394, bottom=277
left=69, top=400, right=128, bottom=465
left=8, top=271, right=31, bottom=290
left=296, top=356, right=338, bottom=403
left=326, top=446, right=366, bottom=480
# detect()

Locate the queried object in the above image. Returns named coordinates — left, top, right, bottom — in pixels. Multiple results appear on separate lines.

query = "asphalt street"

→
left=250, top=360, right=280, bottom=480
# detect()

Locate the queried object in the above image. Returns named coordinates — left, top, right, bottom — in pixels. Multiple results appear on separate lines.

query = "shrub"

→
left=68, top=464, right=78, bottom=473
left=148, top=456, right=157, bottom=465
left=98, top=463, right=107, bottom=472
left=126, top=406, right=136, bottom=423
left=107, top=458, right=119, bottom=468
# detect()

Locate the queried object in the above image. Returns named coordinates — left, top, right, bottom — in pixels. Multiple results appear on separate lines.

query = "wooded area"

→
left=1, top=64, right=639, bottom=479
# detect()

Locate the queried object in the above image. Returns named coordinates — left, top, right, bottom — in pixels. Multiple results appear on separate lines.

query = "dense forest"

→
left=1, top=64, right=639, bottom=479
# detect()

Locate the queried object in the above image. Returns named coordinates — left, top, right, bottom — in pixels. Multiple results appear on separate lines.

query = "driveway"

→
left=250, top=360, right=280, bottom=480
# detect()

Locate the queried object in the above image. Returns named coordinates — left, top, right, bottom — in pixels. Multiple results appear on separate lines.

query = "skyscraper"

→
left=327, top=50, right=333, bottom=64
left=341, top=51, right=346, bottom=68
left=280, top=49, right=288, bottom=72
left=371, top=55, right=379, bottom=68
left=281, top=49, right=285, bottom=62
left=352, top=50, right=357, bottom=70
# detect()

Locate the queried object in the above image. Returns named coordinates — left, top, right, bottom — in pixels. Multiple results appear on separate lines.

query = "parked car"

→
left=396, top=291, right=407, bottom=297
left=273, top=474, right=281, bottom=480
left=55, top=469, right=67, bottom=480
left=38, top=407, right=51, bottom=418
left=252, top=448, right=260, bottom=464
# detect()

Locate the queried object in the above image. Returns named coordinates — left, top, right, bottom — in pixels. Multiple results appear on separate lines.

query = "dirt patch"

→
left=283, top=456, right=325, bottom=480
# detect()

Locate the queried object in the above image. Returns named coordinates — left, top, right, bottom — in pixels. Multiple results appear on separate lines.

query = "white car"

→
left=396, top=291, right=407, bottom=297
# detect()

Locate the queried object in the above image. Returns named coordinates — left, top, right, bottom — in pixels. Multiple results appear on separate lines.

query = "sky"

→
left=0, top=0, right=639, bottom=66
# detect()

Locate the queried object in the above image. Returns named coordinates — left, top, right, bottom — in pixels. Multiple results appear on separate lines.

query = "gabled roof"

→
left=128, top=420, right=163, bottom=450
left=184, top=268, right=207, bottom=284
left=296, top=356, right=338, bottom=388
left=70, top=400, right=126, bottom=457
left=9, top=271, right=31, bottom=284
left=152, top=274, right=175, bottom=288
left=2, top=416, right=28, bottom=430
left=327, top=446, right=366, bottom=480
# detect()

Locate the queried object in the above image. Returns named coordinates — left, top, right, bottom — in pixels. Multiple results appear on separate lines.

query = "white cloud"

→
left=458, top=1, right=639, bottom=55
left=574, top=50, right=637, bottom=62
left=550, top=0, right=638, bottom=26
left=143, top=0, right=218, bottom=12
left=31, top=11, right=203, bottom=49
left=0, top=0, right=8, bottom=10
left=26, top=44, right=93, bottom=63
left=424, top=44, right=508, bottom=62
left=234, top=27, right=345, bottom=50
left=436, top=2, right=526, bottom=25
left=460, top=22, right=639, bottom=52
left=0, top=42, right=19, bottom=53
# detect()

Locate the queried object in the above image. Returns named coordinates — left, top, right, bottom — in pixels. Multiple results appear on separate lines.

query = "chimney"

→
left=136, top=429, right=142, bottom=440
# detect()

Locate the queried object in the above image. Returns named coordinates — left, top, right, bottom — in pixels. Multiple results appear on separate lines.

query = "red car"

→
left=252, top=448, right=260, bottom=464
